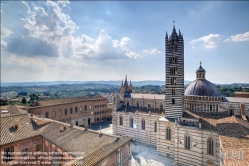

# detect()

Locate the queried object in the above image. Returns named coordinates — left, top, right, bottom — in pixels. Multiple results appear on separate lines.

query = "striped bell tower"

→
left=165, top=25, right=184, bottom=119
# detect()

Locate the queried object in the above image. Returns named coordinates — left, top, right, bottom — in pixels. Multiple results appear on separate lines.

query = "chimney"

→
left=240, top=103, right=247, bottom=120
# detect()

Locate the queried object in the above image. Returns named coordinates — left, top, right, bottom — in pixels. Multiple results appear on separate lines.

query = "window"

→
left=35, top=144, right=41, bottom=152
left=154, top=122, right=157, bottom=132
left=141, top=119, right=145, bottom=130
left=166, top=128, right=171, bottom=140
left=75, top=107, right=78, bottom=113
left=85, top=105, right=87, bottom=111
left=22, top=148, right=28, bottom=156
left=210, top=105, right=212, bottom=111
left=59, top=110, right=62, bottom=117
left=127, top=102, right=129, bottom=107
left=229, top=108, right=234, bottom=116
left=130, top=118, right=133, bottom=128
left=136, top=103, right=139, bottom=108
left=65, top=109, right=67, bottom=115
left=119, top=117, right=123, bottom=126
left=170, top=67, right=177, bottom=75
left=172, top=99, right=175, bottom=104
left=207, top=138, right=214, bottom=155
left=171, top=78, right=176, bottom=85
left=52, top=111, right=56, bottom=118
left=116, top=148, right=121, bottom=165
left=90, top=105, right=92, bottom=110
left=185, top=135, right=190, bottom=150
left=45, top=112, right=49, bottom=118
left=70, top=108, right=73, bottom=114
left=172, top=89, right=176, bottom=95
left=160, top=104, right=163, bottom=111
left=3, top=146, right=14, bottom=162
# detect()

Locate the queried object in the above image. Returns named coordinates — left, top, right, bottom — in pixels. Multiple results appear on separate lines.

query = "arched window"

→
left=64, top=109, right=67, bottom=115
left=166, top=127, right=171, bottom=140
left=85, top=105, right=87, bottom=111
left=119, top=117, right=123, bottom=126
left=75, top=107, right=78, bottom=113
left=184, top=135, right=190, bottom=150
left=207, top=138, right=214, bottom=155
left=160, top=104, right=163, bottom=111
left=154, top=122, right=157, bottom=132
left=141, top=119, right=145, bottom=130
left=129, top=118, right=133, bottom=128
left=229, top=107, right=234, bottom=116
left=70, top=108, right=73, bottom=114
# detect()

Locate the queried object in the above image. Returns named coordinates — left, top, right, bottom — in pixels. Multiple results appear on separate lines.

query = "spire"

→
left=121, top=79, right=123, bottom=86
left=166, top=31, right=168, bottom=39
left=179, top=29, right=181, bottom=36
left=169, top=24, right=178, bottom=42
left=124, top=75, right=128, bottom=86
left=200, top=61, right=202, bottom=66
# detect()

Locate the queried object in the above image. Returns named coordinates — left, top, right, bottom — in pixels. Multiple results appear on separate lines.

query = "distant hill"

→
left=1, top=80, right=193, bottom=87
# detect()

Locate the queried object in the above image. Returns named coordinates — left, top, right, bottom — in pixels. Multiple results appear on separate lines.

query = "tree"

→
left=21, top=97, right=27, bottom=104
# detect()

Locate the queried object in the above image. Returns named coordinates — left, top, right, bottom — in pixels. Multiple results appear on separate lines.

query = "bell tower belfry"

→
left=165, top=25, right=184, bottom=119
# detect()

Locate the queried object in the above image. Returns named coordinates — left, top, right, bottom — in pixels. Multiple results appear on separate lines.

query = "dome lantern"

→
left=196, top=61, right=206, bottom=79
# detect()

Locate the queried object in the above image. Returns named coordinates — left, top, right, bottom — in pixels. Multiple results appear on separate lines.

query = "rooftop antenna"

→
left=173, top=19, right=175, bottom=28
left=200, top=60, right=202, bottom=66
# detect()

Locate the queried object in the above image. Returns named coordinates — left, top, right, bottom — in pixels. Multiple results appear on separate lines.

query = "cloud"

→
left=225, top=31, right=249, bottom=42
left=16, top=1, right=138, bottom=60
left=74, top=30, right=139, bottom=60
left=142, top=49, right=161, bottom=54
left=1, top=26, right=12, bottom=47
left=190, top=34, right=220, bottom=49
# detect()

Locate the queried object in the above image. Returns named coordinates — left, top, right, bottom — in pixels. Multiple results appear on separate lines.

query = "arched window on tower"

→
left=129, top=118, right=133, bottom=128
left=154, top=122, right=157, bottom=132
left=141, top=119, right=145, bottom=130
left=207, top=138, right=214, bottom=155
left=166, top=127, right=171, bottom=140
left=184, top=135, right=191, bottom=150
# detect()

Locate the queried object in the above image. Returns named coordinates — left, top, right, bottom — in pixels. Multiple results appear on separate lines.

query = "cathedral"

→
left=112, top=26, right=249, bottom=166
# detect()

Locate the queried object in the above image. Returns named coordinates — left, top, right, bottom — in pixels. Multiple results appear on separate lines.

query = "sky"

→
left=1, top=1, right=249, bottom=84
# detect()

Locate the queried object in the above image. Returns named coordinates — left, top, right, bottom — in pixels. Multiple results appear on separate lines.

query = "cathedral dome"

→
left=185, top=79, right=221, bottom=97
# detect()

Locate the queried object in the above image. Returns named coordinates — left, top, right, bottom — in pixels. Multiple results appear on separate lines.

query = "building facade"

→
left=29, top=96, right=112, bottom=127
left=0, top=106, right=131, bottom=166
left=112, top=26, right=249, bottom=166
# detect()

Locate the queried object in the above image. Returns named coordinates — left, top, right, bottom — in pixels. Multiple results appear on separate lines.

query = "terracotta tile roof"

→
left=1, top=113, right=130, bottom=165
left=0, top=114, right=49, bottom=145
left=30, top=96, right=107, bottom=107
left=182, top=110, right=228, bottom=131
left=131, top=93, right=165, bottom=100
left=217, top=116, right=249, bottom=166
left=117, top=105, right=163, bottom=115
left=223, top=97, right=249, bottom=103
left=41, top=122, right=120, bottom=157
left=66, top=137, right=131, bottom=166
left=0, top=105, right=23, bottom=117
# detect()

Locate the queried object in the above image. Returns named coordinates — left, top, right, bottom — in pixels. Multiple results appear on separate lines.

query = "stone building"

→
left=112, top=26, right=249, bottom=166
left=234, top=92, right=249, bottom=98
left=0, top=105, right=131, bottom=166
left=29, top=96, right=112, bottom=127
